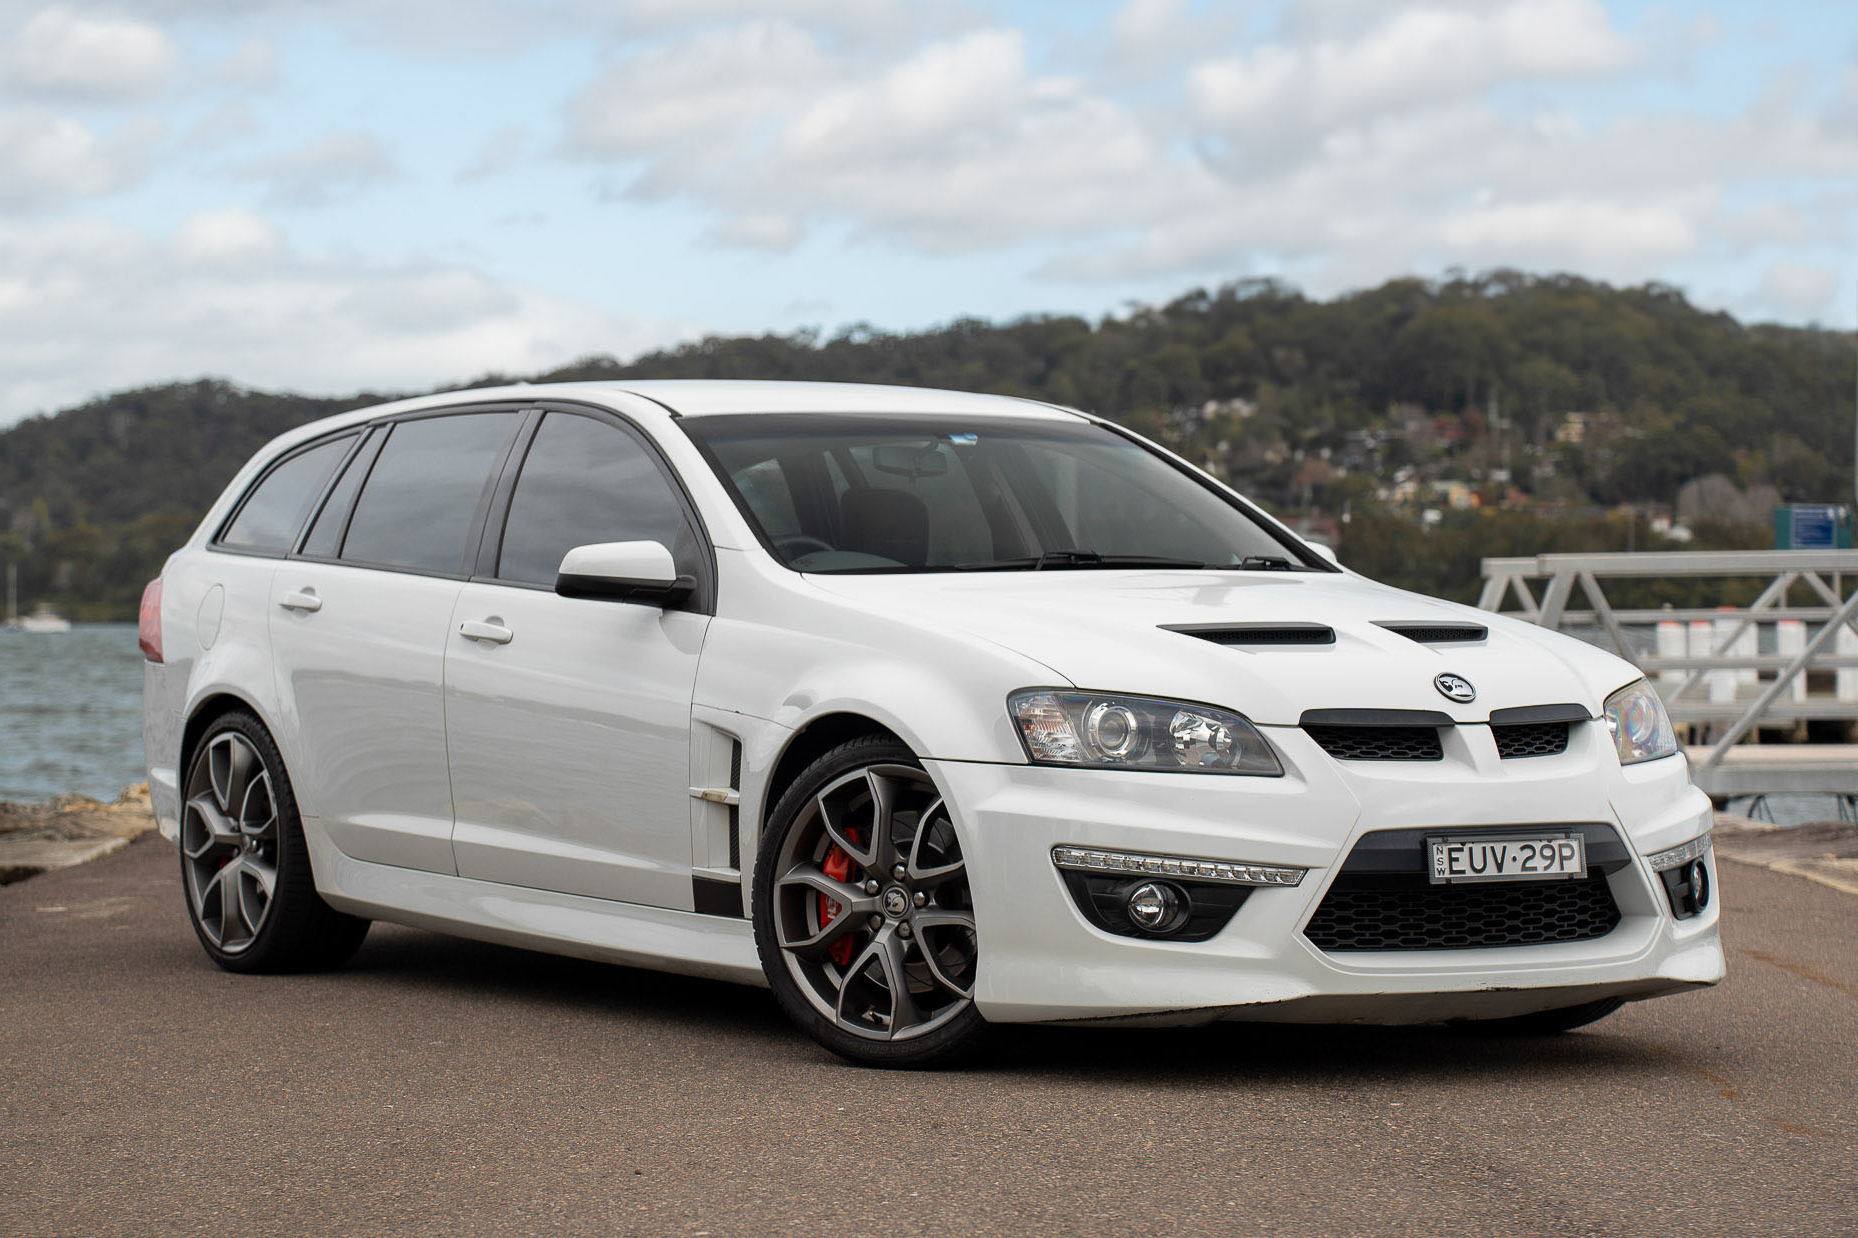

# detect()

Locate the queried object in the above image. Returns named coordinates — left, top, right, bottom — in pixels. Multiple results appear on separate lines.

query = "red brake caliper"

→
left=819, top=828, right=863, bottom=966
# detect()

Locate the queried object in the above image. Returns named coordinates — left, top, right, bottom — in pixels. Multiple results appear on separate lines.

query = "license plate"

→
left=1428, top=835, right=1585, bottom=884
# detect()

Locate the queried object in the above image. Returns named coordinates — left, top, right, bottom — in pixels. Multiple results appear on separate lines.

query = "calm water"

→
left=0, top=623, right=149, bottom=803
left=0, top=622, right=1845, bottom=822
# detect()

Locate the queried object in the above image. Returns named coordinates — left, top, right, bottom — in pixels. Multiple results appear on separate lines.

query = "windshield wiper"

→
left=1239, top=555, right=1297, bottom=571
left=956, top=551, right=1219, bottom=572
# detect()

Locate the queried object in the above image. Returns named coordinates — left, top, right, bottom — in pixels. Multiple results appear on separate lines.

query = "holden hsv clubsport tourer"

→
left=140, top=381, right=1721, bottom=1066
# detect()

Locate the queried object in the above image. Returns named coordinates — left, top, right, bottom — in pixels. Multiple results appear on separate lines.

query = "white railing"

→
left=1478, top=550, right=1858, bottom=783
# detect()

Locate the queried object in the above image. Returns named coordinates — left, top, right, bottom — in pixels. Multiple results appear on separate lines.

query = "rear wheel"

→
left=753, top=737, right=985, bottom=1068
left=179, top=710, right=369, bottom=973
left=1460, top=997, right=1625, bottom=1036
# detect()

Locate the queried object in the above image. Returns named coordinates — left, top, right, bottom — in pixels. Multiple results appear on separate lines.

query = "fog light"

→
left=1687, top=858, right=1710, bottom=911
left=1125, top=881, right=1183, bottom=932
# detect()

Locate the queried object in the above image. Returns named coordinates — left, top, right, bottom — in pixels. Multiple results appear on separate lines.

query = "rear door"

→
left=444, top=406, right=714, bottom=910
left=269, top=407, right=525, bottom=874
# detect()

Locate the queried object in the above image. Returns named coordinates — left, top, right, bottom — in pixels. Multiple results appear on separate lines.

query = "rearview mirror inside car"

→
left=870, top=442, right=950, bottom=478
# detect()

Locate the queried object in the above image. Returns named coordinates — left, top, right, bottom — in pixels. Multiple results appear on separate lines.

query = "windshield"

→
left=680, top=413, right=1325, bottom=574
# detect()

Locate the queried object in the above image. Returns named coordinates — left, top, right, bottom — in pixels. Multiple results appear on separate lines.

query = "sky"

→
left=0, top=0, right=1853, bottom=425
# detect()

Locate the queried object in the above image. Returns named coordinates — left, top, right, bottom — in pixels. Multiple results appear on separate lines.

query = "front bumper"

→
left=928, top=720, right=1723, bottom=1025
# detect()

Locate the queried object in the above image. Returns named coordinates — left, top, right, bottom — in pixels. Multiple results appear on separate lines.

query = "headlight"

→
left=1603, top=680, right=1677, bottom=765
left=1009, top=689, right=1282, bottom=775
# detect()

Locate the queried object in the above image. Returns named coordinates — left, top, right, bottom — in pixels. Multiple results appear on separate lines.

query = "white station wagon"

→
left=140, top=381, right=1721, bottom=1066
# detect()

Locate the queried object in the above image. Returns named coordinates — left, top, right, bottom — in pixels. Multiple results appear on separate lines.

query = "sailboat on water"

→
left=3, top=562, right=71, bottom=633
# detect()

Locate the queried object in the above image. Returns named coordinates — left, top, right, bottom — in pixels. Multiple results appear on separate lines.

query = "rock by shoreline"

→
left=0, top=784, right=157, bottom=884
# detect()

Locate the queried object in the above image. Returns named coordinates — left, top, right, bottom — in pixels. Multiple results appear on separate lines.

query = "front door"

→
left=444, top=408, right=713, bottom=910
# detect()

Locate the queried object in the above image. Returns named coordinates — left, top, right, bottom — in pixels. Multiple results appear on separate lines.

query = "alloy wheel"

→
left=771, top=764, right=978, bottom=1041
left=181, top=731, right=280, bottom=953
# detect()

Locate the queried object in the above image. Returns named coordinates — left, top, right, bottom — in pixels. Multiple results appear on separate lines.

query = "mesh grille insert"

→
left=1376, top=621, right=1489, bottom=644
left=1493, top=721, right=1569, bottom=759
left=1167, top=624, right=1335, bottom=646
left=1305, top=874, right=1620, bottom=951
left=1306, top=725, right=1443, bottom=761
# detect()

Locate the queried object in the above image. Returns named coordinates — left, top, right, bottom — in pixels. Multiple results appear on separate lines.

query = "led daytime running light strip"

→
left=1052, top=845, right=1306, bottom=887
left=1647, top=833, right=1711, bottom=872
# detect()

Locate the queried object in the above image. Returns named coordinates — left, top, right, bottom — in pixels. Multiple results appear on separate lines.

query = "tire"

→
left=753, top=736, right=987, bottom=1068
left=178, top=709, right=369, bottom=973
left=1459, top=997, right=1625, bottom=1036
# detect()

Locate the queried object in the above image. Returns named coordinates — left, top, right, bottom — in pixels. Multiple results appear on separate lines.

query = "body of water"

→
left=0, top=623, right=149, bottom=803
left=0, top=622, right=1847, bottom=823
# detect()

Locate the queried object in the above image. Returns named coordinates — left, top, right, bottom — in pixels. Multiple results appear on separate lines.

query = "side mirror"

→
left=555, top=541, right=694, bottom=606
left=1306, top=541, right=1340, bottom=568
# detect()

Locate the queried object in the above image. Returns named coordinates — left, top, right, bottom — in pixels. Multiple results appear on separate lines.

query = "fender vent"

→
left=1376, top=621, right=1488, bottom=644
left=1164, top=622, right=1335, bottom=646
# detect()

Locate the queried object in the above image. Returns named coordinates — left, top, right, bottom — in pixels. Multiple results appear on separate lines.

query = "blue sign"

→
left=1792, top=506, right=1836, bottom=549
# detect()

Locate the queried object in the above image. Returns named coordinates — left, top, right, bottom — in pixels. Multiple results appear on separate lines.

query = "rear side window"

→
left=496, top=412, right=695, bottom=586
left=219, top=435, right=354, bottom=553
left=341, top=412, right=517, bottom=574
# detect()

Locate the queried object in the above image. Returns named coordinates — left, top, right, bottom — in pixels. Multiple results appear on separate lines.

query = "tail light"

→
left=138, top=577, right=163, bottom=662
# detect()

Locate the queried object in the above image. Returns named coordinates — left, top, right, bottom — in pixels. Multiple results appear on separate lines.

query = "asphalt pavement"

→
left=4, top=834, right=1855, bottom=1237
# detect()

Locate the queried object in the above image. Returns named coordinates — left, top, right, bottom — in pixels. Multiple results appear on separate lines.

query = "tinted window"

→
left=497, top=412, right=695, bottom=586
left=220, top=435, right=353, bottom=553
left=341, top=413, right=516, bottom=574
left=300, top=433, right=373, bottom=559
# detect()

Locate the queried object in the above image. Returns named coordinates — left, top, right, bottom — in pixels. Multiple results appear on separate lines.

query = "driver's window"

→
left=497, top=412, right=695, bottom=586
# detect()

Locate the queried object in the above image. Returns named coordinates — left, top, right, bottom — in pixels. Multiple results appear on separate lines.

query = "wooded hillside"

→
left=2, top=270, right=1849, bottom=619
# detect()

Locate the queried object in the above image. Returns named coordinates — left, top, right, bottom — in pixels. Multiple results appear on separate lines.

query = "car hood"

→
left=803, top=569, right=1636, bottom=727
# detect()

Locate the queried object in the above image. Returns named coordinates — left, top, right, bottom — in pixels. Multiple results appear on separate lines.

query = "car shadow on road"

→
left=336, top=923, right=1671, bottom=1085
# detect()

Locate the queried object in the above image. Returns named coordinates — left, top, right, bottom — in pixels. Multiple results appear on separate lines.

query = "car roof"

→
left=254, top=380, right=1089, bottom=469
left=558, top=380, right=1086, bottom=420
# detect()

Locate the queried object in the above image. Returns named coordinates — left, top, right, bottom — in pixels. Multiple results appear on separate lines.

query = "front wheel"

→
left=753, top=737, right=986, bottom=1068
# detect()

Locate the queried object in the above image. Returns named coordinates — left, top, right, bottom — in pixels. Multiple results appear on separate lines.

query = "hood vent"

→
left=1376, top=621, right=1488, bottom=645
left=1164, top=622, right=1335, bottom=647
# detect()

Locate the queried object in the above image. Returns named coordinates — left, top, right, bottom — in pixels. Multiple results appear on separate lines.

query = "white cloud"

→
left=0, top=107, right=156, bottom=208
left=0, top=212, right=693, bottom=423
left=236, top=130, right=394, bottom=205
left=3, top=6, right=176, bottom=100
left=1189, top=0, right=1632, bottom=153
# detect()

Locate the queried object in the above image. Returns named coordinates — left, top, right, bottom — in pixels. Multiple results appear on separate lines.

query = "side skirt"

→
left=306, top=821, right=765, bottom=987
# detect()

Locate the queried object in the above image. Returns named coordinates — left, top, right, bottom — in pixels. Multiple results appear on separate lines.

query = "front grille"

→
left=1493, top=721, right=1569, bottom=759
left=1306, top=725, right=1443, bottom=761
left=1305, top=874, right=1620, bottom=951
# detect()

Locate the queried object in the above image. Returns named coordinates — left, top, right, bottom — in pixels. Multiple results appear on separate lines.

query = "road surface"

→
left=4, top=835, right=1855, bottom=1236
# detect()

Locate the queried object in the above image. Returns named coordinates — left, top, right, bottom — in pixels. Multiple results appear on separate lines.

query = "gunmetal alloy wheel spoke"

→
left=210, top=735, right=256, bottom=821
left=905, top=798, right=963, bottom=887
left=237, top=770, right=276, bottom=841
left=862, top=770, right=904, bottom=873
left=775, top=865, right=878, bottom=957
left=236, top=867, right=269, bottom=941
left=911, top=907, right=977, bottom=999
left=835, top=929, right=921, bottom=1039
left=816, top=793, right=877, bottom=871
left=244, top=855, right=278, bottom=898
left=183, top=794, right=240, bottom=859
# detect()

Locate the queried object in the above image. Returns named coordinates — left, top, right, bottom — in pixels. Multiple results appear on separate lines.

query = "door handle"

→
left=278, top=589, right=322, bottom=613
left=459, top=619, right=514, bottom=645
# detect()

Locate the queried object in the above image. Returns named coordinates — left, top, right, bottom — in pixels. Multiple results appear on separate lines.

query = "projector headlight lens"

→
left=1604, top=679, right=1678, bottom=766
left=1010, top=690, right=1281, bottom=775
